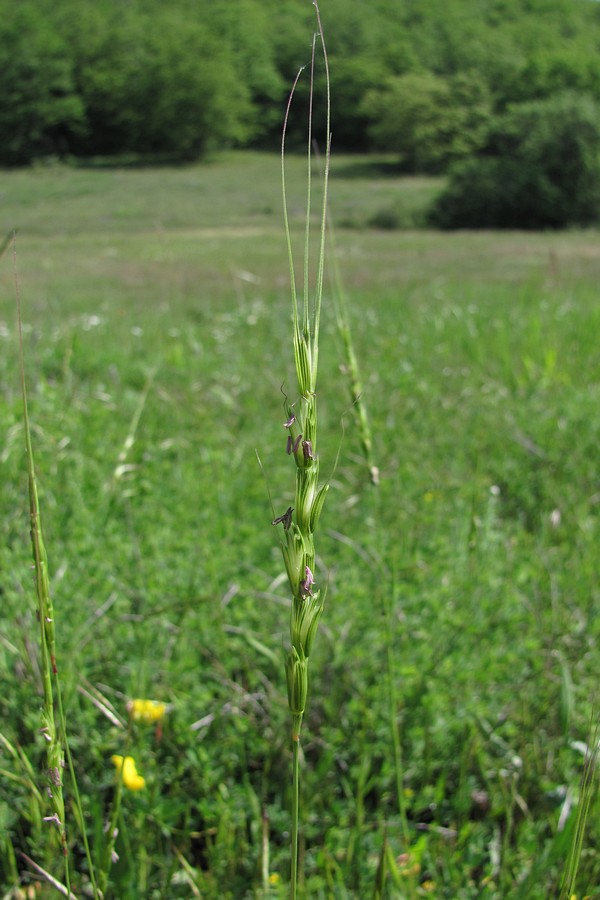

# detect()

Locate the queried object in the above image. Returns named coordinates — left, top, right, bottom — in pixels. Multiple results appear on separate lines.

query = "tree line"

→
left=3, top=0, right=600, bottom=226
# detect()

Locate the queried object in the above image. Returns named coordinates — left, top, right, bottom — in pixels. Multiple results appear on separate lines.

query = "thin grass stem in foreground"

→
left=274, top=3, right=331, bottom=895
left=14, top=237, right=99, bottom=899
left=560, top=719, right=600, bottom=898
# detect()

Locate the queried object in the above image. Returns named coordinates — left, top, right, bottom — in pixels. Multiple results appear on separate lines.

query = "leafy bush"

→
left=363, top=72, right=491, bottom=173
left=430, top=92, right=600, bottom=229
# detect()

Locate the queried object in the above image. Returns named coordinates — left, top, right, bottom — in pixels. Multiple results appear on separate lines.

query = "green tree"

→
left=505, top=47, right=600, bottom=105
left=329, top=58, right=388, bottom=150
left=142, top=12, right=255, bottom=156
left=0, top=6, right=85, bottom=164
left=65, top=6, right=254, bottom=158
left=205, top=0, right=286, bottom=143
left=363, top=72, right=491, bottom=172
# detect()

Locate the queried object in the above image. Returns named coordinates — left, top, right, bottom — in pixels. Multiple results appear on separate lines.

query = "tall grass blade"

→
left=14, top=235, right=99, bottom=898
left=18, top=852, right=77, bottom=899
left=326, top=212, right=378, bottom=485
left=560, top=721, right=600, bottom=898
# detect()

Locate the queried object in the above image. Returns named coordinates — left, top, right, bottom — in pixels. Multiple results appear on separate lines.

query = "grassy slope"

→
left=0, top=152, right=599, bottom=898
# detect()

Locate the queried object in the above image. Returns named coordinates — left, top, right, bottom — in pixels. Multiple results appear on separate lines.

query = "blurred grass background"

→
left=1, top=153, right=600, bottom=897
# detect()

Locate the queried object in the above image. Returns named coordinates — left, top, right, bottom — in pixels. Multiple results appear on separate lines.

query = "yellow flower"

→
left=111, top=755, right=145, bottom=791
left=127, top=698, right=166, bottom=724
left=268, top=873, right=280, bottom=886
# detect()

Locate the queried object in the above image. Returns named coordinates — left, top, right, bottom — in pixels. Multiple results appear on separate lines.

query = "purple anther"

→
left=48, top=767, right=62, bottom=786
left=300, top=565, right=315, bottom=596
left=272, top=506, right=294, bottom=531
left=302, top=439, right=314, bottom=460
left=292, top=434, right=303, bottom=453
left=283, top=413, right=296, bottom=428
left=286, top=435, right=293, bottom=455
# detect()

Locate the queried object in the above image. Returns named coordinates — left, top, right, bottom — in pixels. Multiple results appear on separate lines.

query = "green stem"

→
left=291, top=733, right=300, bottom=900
left=261, top=805, right=270, bottom=895
left=99, top=728, right=131, bottom=895
left=56, top=684, right=99, bottom=898
left=15, top=237, right=71, bottom=889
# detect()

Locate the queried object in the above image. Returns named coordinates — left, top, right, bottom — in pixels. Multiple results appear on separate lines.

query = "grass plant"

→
left=275, top=6, right=331, bottom=894
left=14, top=239, right=98, bottom=898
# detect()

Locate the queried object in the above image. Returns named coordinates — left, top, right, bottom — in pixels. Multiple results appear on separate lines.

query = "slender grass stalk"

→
left=14, top=236, right=99, bottom=899
left=261, top=804, right=270, bottom=894
left=560, top=719, right=599, bottom=898
left=326, top=214, right=379, bottom=487
left=98, top=731, right=130, bottom=896
left=275, top=4, right=331, bottom=895
left=17, top=852, right=77, bottom=899
left=291, top=737, right=301, bottom=894
left=15, top=239, right=69, bottom=886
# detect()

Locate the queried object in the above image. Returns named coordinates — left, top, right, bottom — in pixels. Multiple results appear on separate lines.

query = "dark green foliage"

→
left=504, top=45, right=600, bottom=106
left=363, top=72, right=492, bottom=173
left=431, top=92, right=600, bottom=228
left=58, top=3, right=259, bottom=159
left=3, top=0, right=600, bottom=165
left=328, top=58, right=389, bottom=152
left=197, top=0, right=285, bottom=144
left=0, top=6, right=86, bottom=165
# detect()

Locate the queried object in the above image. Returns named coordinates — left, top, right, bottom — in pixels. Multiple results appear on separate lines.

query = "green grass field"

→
left=1, top=152, right=600, bottom=898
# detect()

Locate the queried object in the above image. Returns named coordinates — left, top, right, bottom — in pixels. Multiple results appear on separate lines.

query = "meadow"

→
left=1, top=151, right=600, bottom=898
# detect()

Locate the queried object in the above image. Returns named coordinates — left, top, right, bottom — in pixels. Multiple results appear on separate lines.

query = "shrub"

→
left=430, top=91, right=600, bottom=229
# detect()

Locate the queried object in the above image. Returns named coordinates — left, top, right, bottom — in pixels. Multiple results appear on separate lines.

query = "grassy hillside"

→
left=1, top=152, right=600, bottom=897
